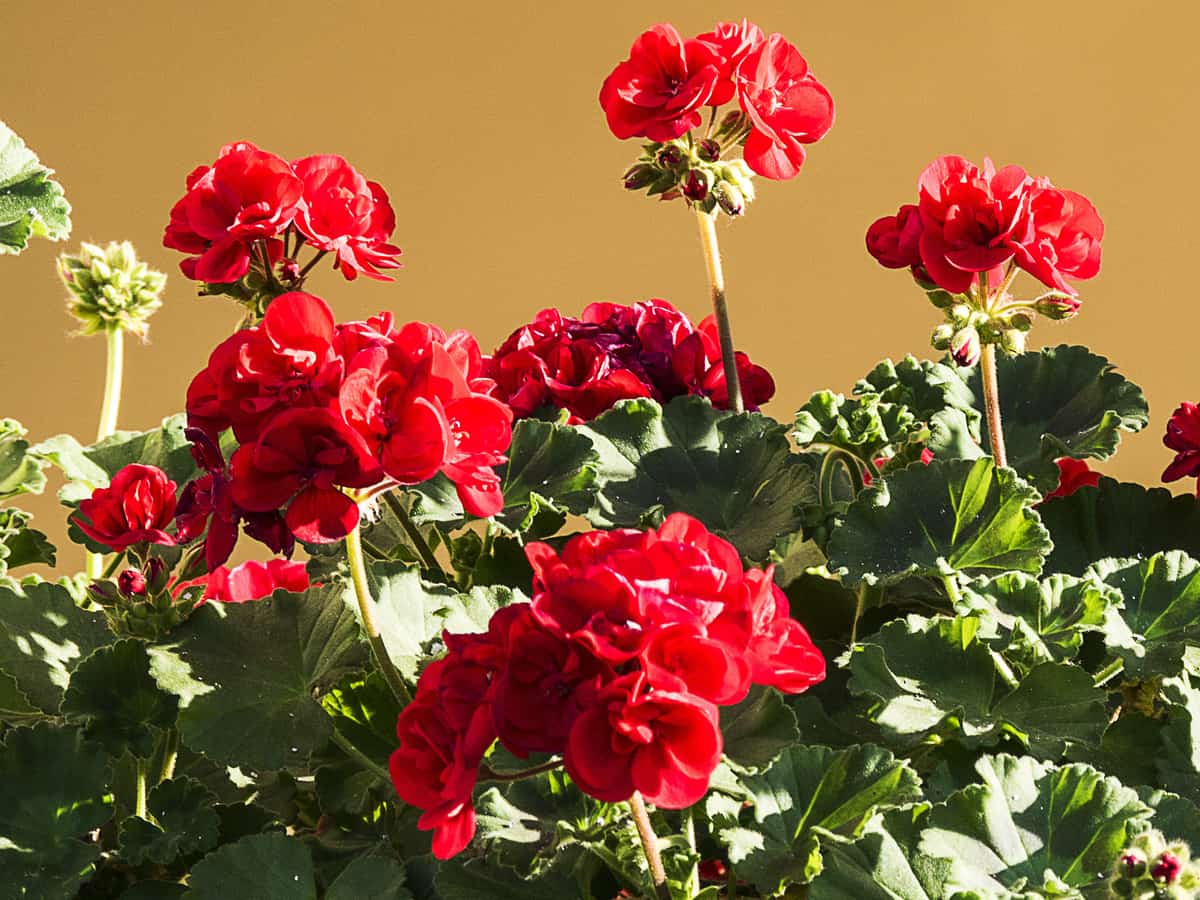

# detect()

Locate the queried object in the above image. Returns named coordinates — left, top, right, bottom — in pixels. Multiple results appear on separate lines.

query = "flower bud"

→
left=720, top=160, right=756, bottom=199
left=1009, top=312, right=1034, bottom=332
left=713, top=181, right=745, bottom=217
left=1000, top=328, right=1026, bottom=355
left=951, top=327, right=980, bottom=367
left=1154, top=852, right=1183, bottom=884
left=58, top=241, right=166, bottom=339
left=949, top=303, right=972, bottom=324
left=656, top=144, right=685, bottom=168
left=144, top=557, right=170, bottom=595
left=1034, top=291, right=1082, bottom=321
left=931, top=323, right=955, bottom=350
left=623, top=164, right=658, bottom=191
left=117, top=568, right=147, bottom=596
left=87, top=580, right=121, bottom=607
left=683, top=170, right=712, bottom=202
left=698, top=139, right=721, bottom=162
left=279, top=258, right=301, bottom=282
left=926, top=289, right=957, bottom=310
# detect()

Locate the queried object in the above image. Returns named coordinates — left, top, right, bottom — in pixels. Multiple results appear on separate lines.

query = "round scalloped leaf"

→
left=848, top=615, right=1107, bottom=756
left=117, top=777, right=220, bottom=866
left=1088, top=551, right=1200, bottom=679
left=0, top=506, right=56, bottom=576
left=184, top=832, right=316, bottom=899
left=325, top=854, right=412, bottom=900
left=170, top=585, right=366, bottom=772
left=793, top=390, right=918, bottom=463
left=719, top=684, right=800, bottom=772
left=855, top=356, right=980, bottom=428
left=1038, top=477, right=1200, bottom=575
left=710, top=743, right=923, bottom=894
left=0, top=724, right=112, bottom=896
left=580, top=396, right=818, bottom=560
left=0, top=419, right=47, bottom=499
left=1139, top=788, right=1200, bottom=847
left=62, top=639, right=178, bottom=757
left=0, top=122, right=71, bottom=254
left=827, top=457, right=1050, bottom=586
left=493, top=417, right=599, bottom=538
left=918, top=754, right=1150, bottom=897
left=1159, top=674, right=1200, bottom=804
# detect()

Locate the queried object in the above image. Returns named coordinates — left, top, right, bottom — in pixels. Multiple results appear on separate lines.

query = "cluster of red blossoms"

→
left=1163, top=403, right=1200, bottom=494
left=389, top=514, right=825, bottom=859
left=600, top=21, right=834, bottom=180
left=484, top=299, right=774, bottom=423
left=163, top=141, right=401, bottom=283
left=866, top=155, right=1103, bottom=297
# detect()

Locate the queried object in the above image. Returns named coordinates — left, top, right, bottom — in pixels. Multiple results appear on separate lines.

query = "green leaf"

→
left=0, top=580, right=110, bottom=714
left=0, top=724, right=112, bottom=897
left=581, top=396, right=818, bottom=560
left=435, top=858, right=578, bottom=900
left=32, top=413, right=199, bottom=505
left=1089, top=551, right=1200, bottom=679
left=827, top=457, right=1050, bottom=586
left=1071, top=712, right=1165, bottom=789
left=316, top=672, right=400, bottom=819
left=363, top=562, right=523, bottom=680
left=1038, top=478, right=1200, bottom=575
left=0, top=122, right=70, bottom=254
left=495, top=418, right=599, bottom=537
left=0, top=671, right=40, bottom=725
left=719, top=685, right=800, bottom=772
left=169, top=585, right=366, bottom=771
left=325, top=854, right=412, bottom=900
left=0, top=506, right=55, bottom=576
left=963, top=346, right=1148, bottom=492
left=118, top=777, right=220, bottom=866
left=1139, top=788, right=1200, bottom=847
left=61, top=640, right=178, bottom=757
left=958, top=571, right=1122, bottom=668
left=918, top=754, right=1150, bottom=896
left=183, top=832, right=316, bottom=899
left=713, top=743, right=922, bottom=894
left=1159, top=674, right=1200, bottom=803
left=849, top=615, right=1108, bottom=756
left=793, top=390, right=919, bottom=463
left=0, top=419, right=47, bottom=498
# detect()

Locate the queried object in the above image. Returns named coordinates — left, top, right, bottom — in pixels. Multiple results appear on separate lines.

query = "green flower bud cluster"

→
left=622, top=134, right=756, bottom=217
left=87, top=557, right=202, bottom=640
left=58, top=241, right=166, bottom=338
left=1108, top=830, right=1199, bottom=898
left=926, top=284, right=1038, bottom=366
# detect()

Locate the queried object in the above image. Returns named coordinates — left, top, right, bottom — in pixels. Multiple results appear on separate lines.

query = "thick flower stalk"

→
left=600, top=21, right=834, bottom=415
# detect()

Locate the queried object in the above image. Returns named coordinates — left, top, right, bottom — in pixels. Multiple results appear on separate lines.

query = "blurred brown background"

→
left=2, top=0, right=1194, bottom=560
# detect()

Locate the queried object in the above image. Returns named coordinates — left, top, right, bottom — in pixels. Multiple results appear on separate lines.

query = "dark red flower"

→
left=1015, top=179, right=1103, bottom=294
left=1152, top=852, right=1182, bottom=884
left=866, top=204, right=924, bottom=270
left=163, top=142, right=303, bottom=283
left=198, top=559, right=311, bottom=603
left=292, top=155, right=402, bottom=281
left=565, top=673, right=722, bottom=808
left=1044, top=457, right=1101, bottom=500
left=230, top=407, right=382, bottom=543
left=599, top=24, right=721, bottom=142
left=75, top=464, right=177, bottom=551
left=1163, top=402, right=1200, bottom=492
left=916, top=155, right=1035, bottom=294
left=695, top=20, right=765, bottom=105
left=735, top=34, right=834, bottom=180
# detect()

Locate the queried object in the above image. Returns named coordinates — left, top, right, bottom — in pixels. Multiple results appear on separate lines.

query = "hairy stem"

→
left=940, top=572, right=963, bottom=606
left=979, top=343, right=1008, bottom=469
left=1093, top=657, right=1126, bottom=687
left=331, top=729, right=391, bottom=782
left=695, top=208, right=743, bottom=414
left=134, top=758, right=148, bottom=820
left=88, top=327, right=126, bottom=578
left=629, top=793, right=671, bottom=900
left=382, top=491, right=443, bottom=573
left=345, top=520, right=412, bottom=705
left=479, top=758, right=563, bottom=783
left=683, top=806, right=699, bottom=896
left=158, top=727, right=178, bottom=784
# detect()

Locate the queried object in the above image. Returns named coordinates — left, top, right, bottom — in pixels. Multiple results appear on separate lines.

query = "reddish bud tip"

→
left=118, top=568, right=147, bottom=596
left=1153, top=852, right=1182, bottom=884
left=683, top=171, right=709, bottom=202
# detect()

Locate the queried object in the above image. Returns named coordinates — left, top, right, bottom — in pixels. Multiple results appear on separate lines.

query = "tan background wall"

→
left=2, top=0, right=1195, bottom=560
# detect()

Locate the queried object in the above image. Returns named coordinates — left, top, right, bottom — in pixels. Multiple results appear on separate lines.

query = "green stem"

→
left=1093, top=657, right=1125, bottom=687
left=851, top=583, right=879, bottom=645
left=479, top=758, right=563, bottom=783
left=345, top=521, right=412, bottom=705
left=382, top=491, right=443, bottom=574
left=331, top=729, right=391, bottom=782
left=629, top=793, right=671, bottom=900
left=695, top=208, right=743, bottom=414
left=158, top=727, right=178, bottom=784
left=992, top=651, right=1020, bottom=690
left=940, top=573, right=963, bottom=606
left=297, top=249, right=329, bottom=280
left=100, top=551, right=127, bottom=580
left=683, top=806, right=699, bottom=896
left=979, top=343, right=1008, bottom=469
left=134, top=758, right=148, bottom=820
left=88, top=327, right=126, bottom=578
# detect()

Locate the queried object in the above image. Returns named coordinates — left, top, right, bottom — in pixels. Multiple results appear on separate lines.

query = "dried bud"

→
left=951, top=326, right=981, bottom=367
left=118, top=568, right=147, bottom=596
left=1034, top=290, right=1082, bottom=321
left=697, top=139, right=721, bottom=162
left=623, top=164, right=658, bottom=191
left=58, top=241, right=166, bottom=338
left=683, top=170, right=711, bottom=202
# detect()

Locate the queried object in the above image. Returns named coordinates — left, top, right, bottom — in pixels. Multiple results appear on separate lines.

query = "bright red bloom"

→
left=1015, top=180, right=1103, bottom=294
left=695, top=20, right=765, bottom=106
left=599, top=24, right=721, bottom=142
left=199, top=559, right=310, bottom=603
left=485, top=300, right=773, bottom=424
left=163, top=142, right=303, bottom=283
left=735, top=33, right=834, bottom=180
left=230, top=407, right=382, bottom=543
left=75, top=464, right=177, bottom=551
left=292, top=155, right=402, bottom=282
left=1044, top=457, right=1101, bottom=500
left=565, top=673, right=722, bottom=808
left=1163, top=402, right=1200, bottom=492
left=916, top=155, right=1034, bottom=294
left=866, top=204, right=924, bottom=270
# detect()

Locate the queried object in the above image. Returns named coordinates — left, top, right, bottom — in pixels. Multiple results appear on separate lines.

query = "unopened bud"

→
left=926, top=289, right=956, bottom=310
left=656, top=145, right=685, bottom=168
left=931, top=323, right=955, bottom=350
left=951, top=327, right=981, bottom=367
left=623, top=164, right=658, bottom=191
left=1034, top=291, right=1082, bottom=321
left=144, top=557, right=170, bottom=595
left=1000, top=328, right=1026, bottom=355
left=279, top=259, right=301, bottom=282
left=949, top=303, right=972, bottom=324
left=58, top=241, right=166, bottom=339
left=118, top=568, right=147, bottom=596
left=698, top=139, right=721, bottom=162
left=713, top=181, right=745, bottom=216
left=1009, top=312, right=1034, bottom=332
left=1154, top=853, right=1183, bottom=884
left=87, top=580, right=120, bottom=606
left=683, top=170, right=711, bottom=202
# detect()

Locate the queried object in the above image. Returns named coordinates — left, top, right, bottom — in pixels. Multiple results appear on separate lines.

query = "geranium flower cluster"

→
left=163, top=141, right=401, bottom=285
left=1163, top=402, right=1200, bottom=494
left=388, top=513, right=825, bottom=859
left=484, top=299, right=774, bottom=423
left=178, top=291, right=512, bottom=558
left=866, top=154, right=1103, bottom=298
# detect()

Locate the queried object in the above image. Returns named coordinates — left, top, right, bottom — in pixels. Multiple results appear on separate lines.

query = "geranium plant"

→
left=1, top=18, right=1199, bottom=900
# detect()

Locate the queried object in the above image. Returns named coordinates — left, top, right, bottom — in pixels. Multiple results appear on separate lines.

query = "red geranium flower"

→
left=1015, top=179, right=1104, bottom=294
left=163, top=141, right=303, bottom=283
left=292, top=155, right=403, bottom=281
left=866, top=203, right=924, bottom=270
left=198, top=559, right=310, bottom=603
left=599, top=24, right=721, bottom=142
left=1163, top=402, right=1200, bottom=493
left=695, top=20, right=765, bottom=105
left=1043, top=457, right=1102, bottom=500
left=735, top=33, right=835, bottom=180
left=75, top=464, right=178, bottom=551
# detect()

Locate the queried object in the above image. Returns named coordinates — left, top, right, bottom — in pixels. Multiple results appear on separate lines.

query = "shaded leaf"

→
left=719, top=684, right=800, bottom=772
left=1138, top=788, right=1200, bottom=847
left=494, top=418, right=598, bottom=537
left=1159, top=674, right=1200, bottom=804
left=0, top=122, right=70, bottom=254
left=435, top=858, right=577, bottom=900
left=118, top=777, right=220, bottom=866
left=325, top=853, right=412, bottom=900
left=183, top=832, right=315, bottom=899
